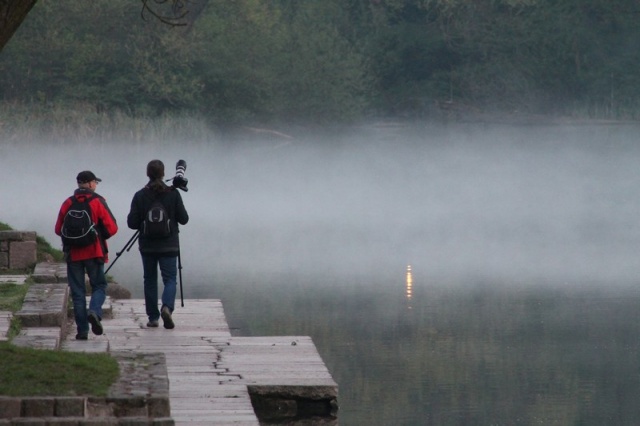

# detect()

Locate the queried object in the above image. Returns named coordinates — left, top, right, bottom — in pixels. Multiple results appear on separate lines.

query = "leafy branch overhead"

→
left=0, top=0, right=208, bottom=53
left=2, top=0, right=640, bottom=123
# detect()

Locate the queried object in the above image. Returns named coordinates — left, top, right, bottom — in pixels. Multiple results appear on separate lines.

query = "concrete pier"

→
left=1, top=263, right=338, bottom=425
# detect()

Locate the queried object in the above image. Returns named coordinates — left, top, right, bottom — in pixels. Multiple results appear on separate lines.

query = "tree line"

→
left=1, top=0, right=639, bottom=125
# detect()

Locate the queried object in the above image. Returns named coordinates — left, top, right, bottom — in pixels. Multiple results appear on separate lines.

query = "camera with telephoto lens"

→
left=172, top=159, right=188, bottom=192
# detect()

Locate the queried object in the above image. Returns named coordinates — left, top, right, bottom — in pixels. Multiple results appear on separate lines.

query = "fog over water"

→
left=5, top=121, right=640, bottom=424
left=2, top=122, right=640, bottom=294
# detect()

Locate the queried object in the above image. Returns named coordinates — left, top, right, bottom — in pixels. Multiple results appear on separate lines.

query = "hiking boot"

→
left=161, top=306, right=175, bottom=329
left=147, top=320, right=159, bottom=328
left=88, top=311, right=103, bottom=336
left=75, top=333, right=88, bottom=340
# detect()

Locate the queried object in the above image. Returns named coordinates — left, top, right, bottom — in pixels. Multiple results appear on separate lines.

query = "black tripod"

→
left=105, top=230, right=139, bottom=275
left=105, top=230, right=185, bottom=307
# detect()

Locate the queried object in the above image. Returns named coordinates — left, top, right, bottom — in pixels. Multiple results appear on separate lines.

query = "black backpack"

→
left=61, top=197, right=98, bottom=247
left=142, top=199, right=171, bottom=238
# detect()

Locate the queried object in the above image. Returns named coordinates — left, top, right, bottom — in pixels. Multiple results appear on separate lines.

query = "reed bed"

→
left=0, top=102, right=216, bottom=145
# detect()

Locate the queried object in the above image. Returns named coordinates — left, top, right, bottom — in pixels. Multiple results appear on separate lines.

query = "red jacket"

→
left=55, top=189, right=118, bottom=262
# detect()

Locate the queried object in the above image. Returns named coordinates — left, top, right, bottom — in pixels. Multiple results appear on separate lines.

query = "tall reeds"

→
left=0, top=102, right=215, bottom=145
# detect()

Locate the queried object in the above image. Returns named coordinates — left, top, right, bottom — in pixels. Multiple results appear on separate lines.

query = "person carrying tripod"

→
left=127, top=159, right=189, bottom=329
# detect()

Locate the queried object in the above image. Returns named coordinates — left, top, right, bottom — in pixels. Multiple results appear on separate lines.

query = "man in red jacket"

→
left=55, top=171, right=118, bottom=340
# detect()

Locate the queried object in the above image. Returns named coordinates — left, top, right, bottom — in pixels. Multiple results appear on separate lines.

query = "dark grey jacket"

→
left=127, top=182, right=189, bottom=256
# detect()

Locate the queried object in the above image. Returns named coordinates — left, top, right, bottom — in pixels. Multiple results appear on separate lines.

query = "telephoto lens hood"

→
left=173, top=159, right=188, bottom=191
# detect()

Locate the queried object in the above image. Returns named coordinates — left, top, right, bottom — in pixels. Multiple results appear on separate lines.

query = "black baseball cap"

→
left=76, top=171, right=102, bottom=183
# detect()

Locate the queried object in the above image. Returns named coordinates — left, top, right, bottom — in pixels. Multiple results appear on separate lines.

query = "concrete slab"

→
left=12, top=327, right=60, bottom=349
left=62, top=339, right=110, bottom=353
left=0, top=275, right=28, bottom=284
left=0, top=310, right=11, bottom=341
left=54, top=295, right=337, bottom=424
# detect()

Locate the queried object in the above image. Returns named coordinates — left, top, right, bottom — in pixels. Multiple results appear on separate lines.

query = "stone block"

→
left=108, top=396, right=147, bottom=417
left=80, top=419, right=119, bottom=425
left=11, top=333, right=59, bottom=350
left=21, top=232, right=37, bottom=242
left=32, top=262, right=67, bottom=283
left=86, top=398, right=113, bottom=417
left=55, top=397, right=85, bottom=417
left=9, top=241, right=37, bottom=269
left=31, top=272, right=58, bottom=283
left=115, top=418, right=152, bottom=426
left=39, top=419, right=81, bottom=425
left=14, top=312, right=41, bottom=327
left=147, top=397, right=170, bottom=417
left=0, top=231, right=23, bottom=241
left=151, top=419, right=175, bottom=426
left=0, top=397, right=21, bottom=418
left=22, top=397, right=55, bottom=416
left=0, top=241, right=7, bottom=251
left=0, top=252, right=8, bottom=269
left=40, top=311, right=65, bottom=327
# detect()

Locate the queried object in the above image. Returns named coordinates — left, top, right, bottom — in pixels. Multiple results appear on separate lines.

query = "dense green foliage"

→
left=1, top=0, right=639, bottom=123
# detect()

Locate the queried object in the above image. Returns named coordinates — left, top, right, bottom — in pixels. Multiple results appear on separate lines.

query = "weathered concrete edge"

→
left=0, top=310, right=11, bottom=342
left=0, top=352, right=172, bottom=423
left=32, top=261, right=67, bottom=283
left=0, top=417, right=174, bottom=425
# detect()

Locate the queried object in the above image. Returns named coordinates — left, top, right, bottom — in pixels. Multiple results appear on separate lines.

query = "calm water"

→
left=213, top=275, right=640, bottom=426
left=3, top=122, right=640, bottom=425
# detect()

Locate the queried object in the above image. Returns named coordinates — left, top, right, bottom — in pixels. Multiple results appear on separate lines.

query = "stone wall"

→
left=0, top=231, right=37, bottom=270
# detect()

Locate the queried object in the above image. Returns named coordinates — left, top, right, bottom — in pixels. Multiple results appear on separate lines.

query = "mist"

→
left=3, top=122, right=640, bottom=296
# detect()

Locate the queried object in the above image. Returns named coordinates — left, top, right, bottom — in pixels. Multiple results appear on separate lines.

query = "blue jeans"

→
left=142, top=254, right=177, bottom=322
left=67, top=258, right=107, bottom=335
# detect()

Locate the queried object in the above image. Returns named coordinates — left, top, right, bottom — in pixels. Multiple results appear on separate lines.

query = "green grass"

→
left=0, top=283, right=29, bottom=312
left=0, top=283, right=30, bottom=340
left=37, top=234, right=65, bottom=262
left=0, top=342, right=119, bottom=396
left=0, top=220, right=119, bottom=397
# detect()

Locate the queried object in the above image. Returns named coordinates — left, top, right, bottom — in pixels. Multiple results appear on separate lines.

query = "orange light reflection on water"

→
left=406, top=264, right=413, bottom=307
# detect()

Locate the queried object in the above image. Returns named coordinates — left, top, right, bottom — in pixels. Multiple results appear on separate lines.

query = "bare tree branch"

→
left=0, top=0, right=208, bottom=53
left=140, top=0, right=207, bottom=27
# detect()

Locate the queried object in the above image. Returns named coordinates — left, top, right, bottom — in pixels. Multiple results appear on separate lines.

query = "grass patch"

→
left=0, top=283, right=29, bottom=340
left=0, top=220, right=119, bottom=398
left=0, top=283, right=29, bottom=312
left=36, top=234, right=64, bottom=262
left=0, top=342, right=119, bottom=396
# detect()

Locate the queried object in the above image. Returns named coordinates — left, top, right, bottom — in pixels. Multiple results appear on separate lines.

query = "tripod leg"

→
left=105, top=230, right=139, bottom=275
left=178, top=252, right=184, bottom=307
